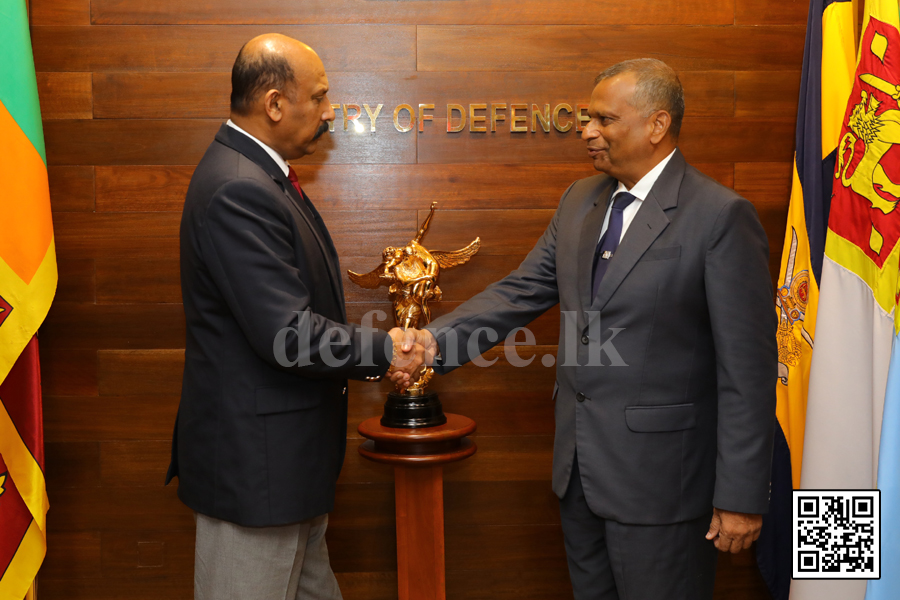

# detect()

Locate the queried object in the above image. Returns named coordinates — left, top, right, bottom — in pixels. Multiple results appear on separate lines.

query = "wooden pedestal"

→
left=358, top=413, right=477, bottom=600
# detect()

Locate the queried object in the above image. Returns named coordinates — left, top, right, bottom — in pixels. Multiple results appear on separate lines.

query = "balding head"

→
left=230, top=34, right=322, bottom=116
left=228, top=34, right=334, bottom=161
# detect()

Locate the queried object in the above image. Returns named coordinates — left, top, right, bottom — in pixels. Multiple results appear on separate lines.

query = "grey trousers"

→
left=194, top=512, right=343, bottom=600
left=559, top=458, right=718, bottom=600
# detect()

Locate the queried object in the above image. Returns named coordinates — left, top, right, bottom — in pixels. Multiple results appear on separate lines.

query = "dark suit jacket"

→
left=166, top=124, right=391, bottom=527
left=427, top=150, right=777, bottom=525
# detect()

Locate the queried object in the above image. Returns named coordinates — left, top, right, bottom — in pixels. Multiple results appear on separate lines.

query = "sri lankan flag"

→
left=758, top=1, right=857, bottom=598
left=0, top=1, right=58, bottom=598
left=794, top=1, right=900, bottom=599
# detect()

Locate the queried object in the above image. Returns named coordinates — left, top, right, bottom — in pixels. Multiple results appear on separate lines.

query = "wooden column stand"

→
left=358, top=413, right=477, bottom=600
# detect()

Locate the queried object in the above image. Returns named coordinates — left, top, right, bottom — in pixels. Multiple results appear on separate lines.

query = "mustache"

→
left=312, top=122, right=330, bottom=141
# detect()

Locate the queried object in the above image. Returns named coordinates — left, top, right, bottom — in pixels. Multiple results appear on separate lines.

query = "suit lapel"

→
left=215, top=124, right=347, bottom=318
left=277, top=175, right=347, bottom=319
left=577, top=180, right=616, bottom=312
left=298, top=187, right=348, bottom=321
left=590, top=149, right=685, bottom=312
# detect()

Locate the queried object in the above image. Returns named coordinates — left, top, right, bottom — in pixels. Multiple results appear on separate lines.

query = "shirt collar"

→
left=613, top=148, right=678, bottom=201
left=226, top=119, right=290, bottom=177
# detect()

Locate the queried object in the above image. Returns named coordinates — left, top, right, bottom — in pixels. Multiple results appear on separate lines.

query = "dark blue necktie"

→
left=592, top=192, right=636, bottom=298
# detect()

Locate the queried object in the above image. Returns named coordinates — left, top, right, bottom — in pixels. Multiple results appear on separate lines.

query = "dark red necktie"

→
left=287, top=166, right=305, bottom=198
left=286, top=166, right=319, bottom=226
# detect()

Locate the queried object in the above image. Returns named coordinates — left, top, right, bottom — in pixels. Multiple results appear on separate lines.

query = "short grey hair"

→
left=595, top=58, right=685, bottom=139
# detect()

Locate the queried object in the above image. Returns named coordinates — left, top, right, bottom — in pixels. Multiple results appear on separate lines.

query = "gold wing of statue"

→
left=347, top=263, right=390, bottom=289
left=432, top=238, right=481, bottom=269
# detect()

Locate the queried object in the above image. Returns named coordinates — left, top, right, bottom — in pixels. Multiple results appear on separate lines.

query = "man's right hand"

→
left=388, top=328, right=438, bottom=388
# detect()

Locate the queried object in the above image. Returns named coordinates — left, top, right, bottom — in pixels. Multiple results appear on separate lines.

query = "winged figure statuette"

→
left=348, top=202, right=480, bottom=392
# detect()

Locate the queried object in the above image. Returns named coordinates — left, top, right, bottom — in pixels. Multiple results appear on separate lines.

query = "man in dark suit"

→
left=395, top=59, right=777, bottom=599
left=167, top=34, right=425, bottom=599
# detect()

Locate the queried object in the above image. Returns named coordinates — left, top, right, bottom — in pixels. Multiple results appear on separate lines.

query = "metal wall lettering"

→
left=328, top=102, right=590, bottom=134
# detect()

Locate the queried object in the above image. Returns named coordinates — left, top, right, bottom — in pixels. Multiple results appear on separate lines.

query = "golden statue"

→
left=348, top=202, right=480, bottom=394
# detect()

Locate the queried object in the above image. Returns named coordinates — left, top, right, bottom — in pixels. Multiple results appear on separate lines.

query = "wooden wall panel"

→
left=29, top=0, right=91, bottom=25
left=735, top=0, right=809, bottom=24
left=45, top=119, right=416, bottom=165
left=91, top=162, right=730, bottom=212
left=39, top=345, right=98, bottom=396
left=31, top=26, right=416, bottom=72
left=48, top=166, right=94, bottom=212
left=419, top=117, right=795, bottom=164
left=36, top=72, right=92, bottom=119
left=92, top=71, right=735, bottom=119
left=56, top=258, right=95, bottom=303
left=736, top=71, right=801, bottom=118
left=52, top=212, right=181, bottom=260
left=43, top=395, right=180, bottom=442
left=417, top=26, right=806, bottom=71
left=90, top=0, right=734, bottom=25
left=35, top=0, right=800, bottom=598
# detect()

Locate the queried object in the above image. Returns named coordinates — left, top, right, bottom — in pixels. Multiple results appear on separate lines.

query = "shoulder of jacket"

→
left=559, top=173, right=614, bottom=207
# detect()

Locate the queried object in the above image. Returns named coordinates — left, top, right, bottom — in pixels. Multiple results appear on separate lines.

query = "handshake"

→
left=386, top=327, right=440, bottom=388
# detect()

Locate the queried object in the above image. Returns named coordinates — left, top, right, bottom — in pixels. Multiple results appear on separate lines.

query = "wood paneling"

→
left=91, top=0, right=734, bottom=25
left=37, top=578, right=191, bottom=600
left=319, top=210, right=419, bottom=257
left=37, top=72, right=92, bottom=119
left=56, top=258, right=95, bottom=303
left=45, top=119, right=416, bottom=166
left=45, top=442, right=101, bottom=489
left=101, top=531, right=193, bottom=574
left=446, top=568, right=573, bottom=600
left=95, top=166, right=191, bottom=212
left=97, top=349, right=183, bottom=396
left=96, top=258, right=181, bottom=304
left=415, top=209, right=554, bottom=256
left=35, top=0, right=796, bottom=597
left=101, top=441, right=173, bottom=487
left=735, top=161, right=793, bottom=266
left=40, top=303, right=185, bottom=349
left=417, top=26, right=806, bottom=72
left=29, top=0, right=91, bottom=25
left=736, top=71, right=801, bottom=118
left=53, top=212, right=181, bottom=259
left=92, top=71, right=735, bottom=119
left=92, top=162, right=732, bottom=213
left=46, top=485, right=193, bottom=531
left=32, top=26, right=416, bottom=72
left=43, top=395, right=180, bottom=442
left=735, top=0, right=809, bottom=24
left=419, top=118, right=795, bottom=164
left=48, top=165, right=94, bottom=212
left=42, top=531, right=102, bottom=579
left=39, top=344, right=98, bottom=396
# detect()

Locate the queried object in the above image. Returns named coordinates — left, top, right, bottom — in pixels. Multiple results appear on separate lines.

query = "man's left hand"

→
left=705, top=508, right=762, bottom=553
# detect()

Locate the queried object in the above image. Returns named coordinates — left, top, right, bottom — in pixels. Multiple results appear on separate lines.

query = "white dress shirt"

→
left=598, top=149, right=678, bottom=243
left=226, top=119, right=290, bottom=177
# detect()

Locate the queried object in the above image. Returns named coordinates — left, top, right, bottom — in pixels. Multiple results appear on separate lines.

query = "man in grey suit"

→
left=169, top=34, right=426, bottom=599
left=395, top=59, right=777, bottom=598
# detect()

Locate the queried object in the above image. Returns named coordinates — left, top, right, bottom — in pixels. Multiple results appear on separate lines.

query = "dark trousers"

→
left=559, top=457, right=718, bottom=600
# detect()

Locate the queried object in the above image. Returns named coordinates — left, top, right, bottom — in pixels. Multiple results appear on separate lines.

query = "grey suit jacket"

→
left=167, top=124, right=391, bottom=527
left=427, top=150, right=777, bottom=525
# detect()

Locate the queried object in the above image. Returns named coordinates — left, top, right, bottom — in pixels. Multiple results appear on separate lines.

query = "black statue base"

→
left=381, top=390, right=447, bottom=429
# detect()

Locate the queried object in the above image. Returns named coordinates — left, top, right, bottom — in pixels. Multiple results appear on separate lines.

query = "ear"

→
left=648, top=110, right=672, bottom=144
left=263, top=89, right=284, bottom=123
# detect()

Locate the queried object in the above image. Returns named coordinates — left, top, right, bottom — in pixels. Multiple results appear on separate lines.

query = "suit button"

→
left=581, top=335, right=589, bottom=345
left=576, top=392, right=586, bottom=402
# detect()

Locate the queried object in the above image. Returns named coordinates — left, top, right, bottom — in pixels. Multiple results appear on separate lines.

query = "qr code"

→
left=792, top=490, right=880, bottom=579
